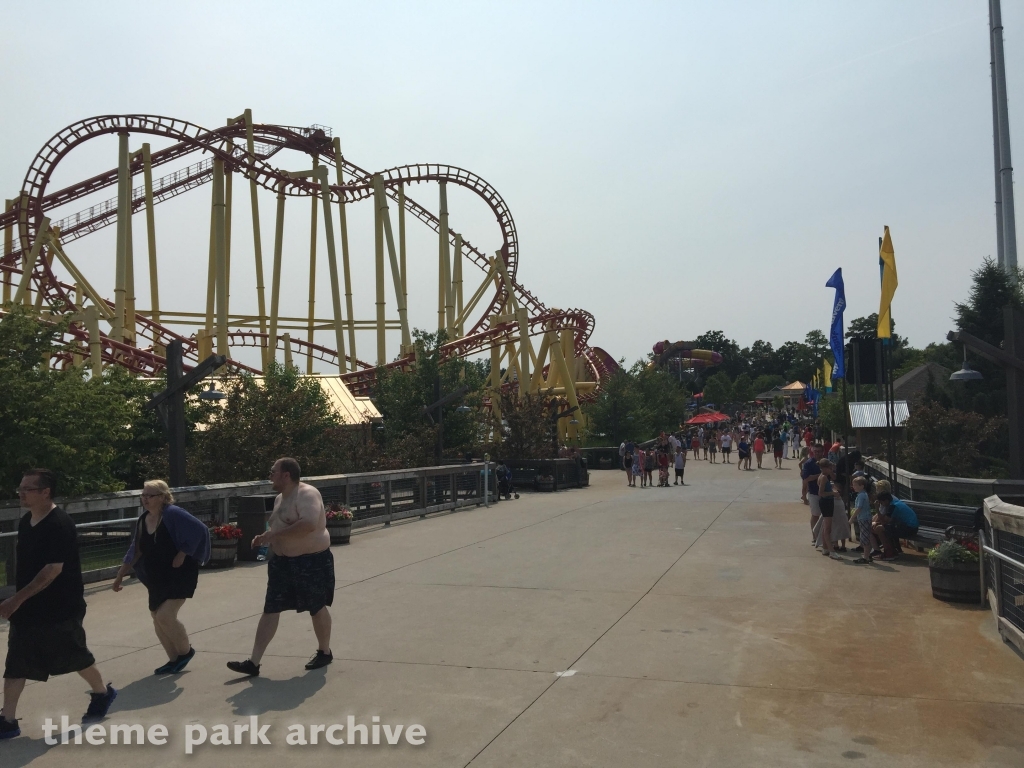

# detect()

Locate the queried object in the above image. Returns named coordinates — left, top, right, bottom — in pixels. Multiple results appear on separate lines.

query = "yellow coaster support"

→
left=332, top=138, right=356, bottom=370
left=313, top=167, right=347, bottom=372
left=306, top=156, right=319, bottom=374
left=493, top=249, right=532, bottom=393
left=453, top=233, right=463, bottom=338
left=46, top=234, right=112, bottom=321
left=398, top=182, right=407, bottom=324
left=372, top=174, right=412, bottom=351
left=438, top=182, right=450, bottom=333
left=269, top=180, right=286, bottom=364
left=124, top=193, right=136, bottom=344
left=282, top=332, right=293, bottom=368
left=141, top=144, right=160, bottom=327
left=212, top=158, right=229, bottom=358
left=3, top=199, right=12, bottom=305
left=244, top=110, right=269, bottom=366
left=373, top=174, right=386, bottom=366
left=13, top=217, right=50, bottom=306
left=224, top=159, right=233, bottom=327
left=113, top=132, right=130, bottom=342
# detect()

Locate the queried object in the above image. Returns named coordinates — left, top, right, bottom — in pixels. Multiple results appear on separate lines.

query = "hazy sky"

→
left=1, top=1, right=1021, bottom=369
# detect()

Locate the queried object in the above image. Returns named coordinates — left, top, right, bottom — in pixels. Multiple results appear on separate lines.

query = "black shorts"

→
left=888, top=522, right=919, bottom=540
left=264, top=549, right=335, bottom=615
left=722, top=447, right=731, bottom=454
left=819, top=498, right=836, bottom=518
left=5, top=606, right=95, bottom=681
left=674, top=467, right=684, bottom=477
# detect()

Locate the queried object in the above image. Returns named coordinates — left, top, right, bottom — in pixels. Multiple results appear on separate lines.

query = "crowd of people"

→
left=0, top=458, right=336, bottom=740
left=618, top=409, right=810, bottom=487
left=800, top=443, right=918, bottom=564
left=618, top=432, right=688, bottom=487
left=618, top=406, right=921, bottom=566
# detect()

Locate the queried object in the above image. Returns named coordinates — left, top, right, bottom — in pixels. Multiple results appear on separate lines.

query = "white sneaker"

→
left=829, top=552, right=843, bottom=561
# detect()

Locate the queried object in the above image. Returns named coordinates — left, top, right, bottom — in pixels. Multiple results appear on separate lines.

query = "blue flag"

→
left=825, top=268, right=846, bottom=380
left=803, top=384, right=821, bottom=417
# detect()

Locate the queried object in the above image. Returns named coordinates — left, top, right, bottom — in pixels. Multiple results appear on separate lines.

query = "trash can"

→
left=236, top=494, right=275, bottom=561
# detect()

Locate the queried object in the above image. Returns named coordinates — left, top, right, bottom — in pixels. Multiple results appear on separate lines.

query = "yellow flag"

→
left=878, top=226, right=898, bottom=339
left=824, top=358, right=832, bottom=385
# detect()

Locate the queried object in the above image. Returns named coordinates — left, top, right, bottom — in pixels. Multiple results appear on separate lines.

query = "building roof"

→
left=754, top=386, right=785, bottom=401
left=892, top=362, right=950, bottom=401
left=199, top=374, right=382, bottom=425
left=848, top=400, right=910, bottom=430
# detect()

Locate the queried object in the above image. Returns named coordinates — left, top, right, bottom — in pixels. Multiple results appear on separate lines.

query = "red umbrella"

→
left=685, top=411, right=730, bottom=425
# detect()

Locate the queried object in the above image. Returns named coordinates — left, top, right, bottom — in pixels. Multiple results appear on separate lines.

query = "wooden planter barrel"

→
left=205, top=538, right=239, bottom=568
left=327, top=521, right=352, bottom=545
left=929, top=562, right=980, bottom=603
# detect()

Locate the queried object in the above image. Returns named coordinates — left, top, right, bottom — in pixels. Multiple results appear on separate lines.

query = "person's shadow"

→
left=110, top=671, right=187, bottom=712
left=225, top=669, right=329, bottom=716
left=0, top=735, right=57, bottom=768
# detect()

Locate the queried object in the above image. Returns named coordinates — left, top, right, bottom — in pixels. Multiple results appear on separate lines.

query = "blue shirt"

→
left=854, top=491, right=871, bottom=521
left=802, top=458, right=821, bottom=495
left=887, top=499, right=918, bottom=528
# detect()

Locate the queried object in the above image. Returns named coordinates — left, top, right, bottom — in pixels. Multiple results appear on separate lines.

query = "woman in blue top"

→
left=113, top=480, right=211, bottom=675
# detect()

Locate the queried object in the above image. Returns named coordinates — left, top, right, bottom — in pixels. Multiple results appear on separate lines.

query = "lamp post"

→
left=421, top=373, right=471, bottom=466
left=145, top=340, right=227, bottom=487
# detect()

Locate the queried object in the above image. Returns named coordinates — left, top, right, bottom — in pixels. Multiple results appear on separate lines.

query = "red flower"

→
left=209, top=523, right=243, bottom=540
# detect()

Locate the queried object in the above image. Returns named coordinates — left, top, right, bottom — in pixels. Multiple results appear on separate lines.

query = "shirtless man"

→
left=227, top=458, right=334, bottom=676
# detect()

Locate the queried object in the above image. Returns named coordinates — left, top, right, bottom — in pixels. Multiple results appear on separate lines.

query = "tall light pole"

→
left=990, top=0, right=1018, bottom=281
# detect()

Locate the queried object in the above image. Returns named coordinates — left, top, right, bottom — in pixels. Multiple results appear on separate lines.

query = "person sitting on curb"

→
left=871, top=487, right=919, bottom=560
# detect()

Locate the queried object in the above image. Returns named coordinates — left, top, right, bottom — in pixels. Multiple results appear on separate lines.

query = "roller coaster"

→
left=0, top=112, right=614, bottom=439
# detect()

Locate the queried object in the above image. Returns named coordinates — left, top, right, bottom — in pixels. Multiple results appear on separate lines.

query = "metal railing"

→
left=864, top=457, right=1024, bottom=505
left=981, top=495, right=1024, bottom=657
left=0, top=463, right=496, bottom=589
left=502, top=458, right=589, bottom=491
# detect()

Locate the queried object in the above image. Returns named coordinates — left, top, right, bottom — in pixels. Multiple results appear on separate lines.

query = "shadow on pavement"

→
left=112, top=671, right=186, bottom=712
left=0, top=736, right=55, bottom=768
left=225, top=669, right=329, bottom=716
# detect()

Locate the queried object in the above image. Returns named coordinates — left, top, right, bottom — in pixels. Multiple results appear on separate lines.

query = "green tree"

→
left=731, top=373, right=754, bottom=403
left=495, top=391, right=553, bottom=460
left=817, top=393, right=846, bottom=435
left=804, top=329, right=830, bottom=361
left=702, top=371, right=732, bottom=409
left=954, top=258, right=1023, bottom=347
left=693, top=330, right=747, bottom=380
left=752, top=374, right=785, bottom=396
left=897, top=401, right=1006, bottom=478
left=0, top=307, right=139, bottom=499
left=189, top=362, right=354, bottom=483
left=743, top=340, right=781, bottom=378
left=372, top=329, right=488, bottom=463
left=586, top=369, right=646, bottom=445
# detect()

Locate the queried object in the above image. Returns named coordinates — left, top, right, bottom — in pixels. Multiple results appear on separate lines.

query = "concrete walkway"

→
left=2, top=460, right=1023, bottom=767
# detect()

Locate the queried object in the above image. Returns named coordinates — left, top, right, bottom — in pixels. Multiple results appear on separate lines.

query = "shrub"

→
left=927, top=539, right=979, bottom=567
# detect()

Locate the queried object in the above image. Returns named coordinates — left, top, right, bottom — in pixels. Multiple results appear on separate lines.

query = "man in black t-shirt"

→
left=0, top=469, right=117, bottom=739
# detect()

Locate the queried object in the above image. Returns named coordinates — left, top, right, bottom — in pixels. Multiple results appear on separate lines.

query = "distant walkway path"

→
left=2, top=462, right=1023, bottom=767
